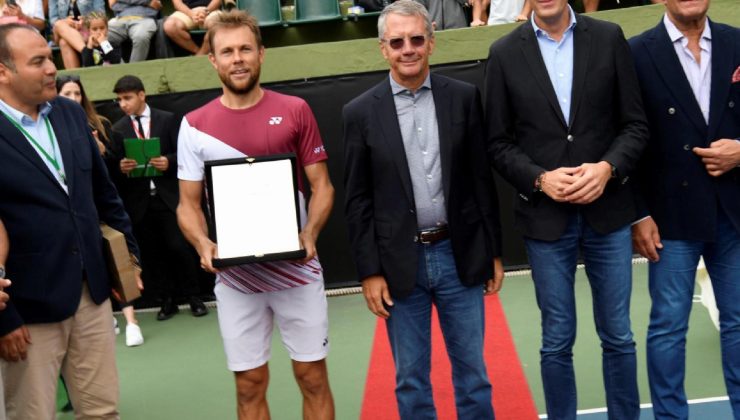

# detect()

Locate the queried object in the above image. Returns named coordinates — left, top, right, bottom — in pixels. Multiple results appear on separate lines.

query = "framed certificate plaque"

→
left=204, top=153, right=306, bottom=268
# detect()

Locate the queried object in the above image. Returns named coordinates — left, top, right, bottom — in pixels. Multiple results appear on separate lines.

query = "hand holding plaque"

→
left=205, top=154, right=306, bottom=267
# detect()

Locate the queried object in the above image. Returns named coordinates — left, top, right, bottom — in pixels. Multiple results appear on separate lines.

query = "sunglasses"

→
left=382, top=35, right=426, bottom=50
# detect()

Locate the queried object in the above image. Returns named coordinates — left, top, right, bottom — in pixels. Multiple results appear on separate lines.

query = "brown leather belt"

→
left=417, top=226, right=449, bottom=244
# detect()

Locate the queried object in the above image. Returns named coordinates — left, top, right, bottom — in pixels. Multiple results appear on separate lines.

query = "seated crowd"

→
left=0, top=0, right=658, bottom=69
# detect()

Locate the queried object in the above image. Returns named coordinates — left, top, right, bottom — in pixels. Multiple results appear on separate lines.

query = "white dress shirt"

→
left=663, top=14, right=712, bottom=124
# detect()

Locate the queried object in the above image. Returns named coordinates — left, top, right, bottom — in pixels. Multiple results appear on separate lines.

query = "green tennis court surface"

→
left=55, top=263, right=732, bottom=419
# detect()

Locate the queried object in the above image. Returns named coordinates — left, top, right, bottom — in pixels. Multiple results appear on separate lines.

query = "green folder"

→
left=123, top=137, right=162, bottom=178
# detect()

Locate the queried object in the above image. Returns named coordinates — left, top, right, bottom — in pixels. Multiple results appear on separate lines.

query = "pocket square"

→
left=733, top=66, right=740, bottom=83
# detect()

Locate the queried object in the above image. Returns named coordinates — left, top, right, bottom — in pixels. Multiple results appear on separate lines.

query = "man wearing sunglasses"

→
left=343, top=1, right=503, bottom=418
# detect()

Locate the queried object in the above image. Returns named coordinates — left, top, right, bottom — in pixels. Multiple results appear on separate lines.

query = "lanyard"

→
left=2, top=112, right=67, bottom=185
left=131, top=115, right=149, bottom=139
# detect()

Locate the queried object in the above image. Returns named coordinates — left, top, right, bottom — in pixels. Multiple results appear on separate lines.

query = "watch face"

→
left=0, top=267, right=5, bottom=278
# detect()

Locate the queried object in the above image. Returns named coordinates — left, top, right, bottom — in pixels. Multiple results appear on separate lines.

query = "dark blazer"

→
left=111, top=107, right=179, bottom=224
left=0, top=97, right=139, bottom=336
left=629, top=19, right=740, bottom=241
left=343, top=74, right=502, bottom=299
left=485, top=14, right=649, bottom=241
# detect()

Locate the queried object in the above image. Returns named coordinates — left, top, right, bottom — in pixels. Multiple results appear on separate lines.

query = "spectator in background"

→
left=583, top=0, right=662, bottom=13
left=56, top=74, right=113, bottom=158
left=56, top=74, right=145, bottom=346
left=471, top=0, right=530, bottom=26
left=358, top=0, right=470, bottom=29
left=163, top=0, right=221, bottom=55
left=80, top=12, right=121, bottom=66
left=111, top=75, right=208, bottom=322
left=107, top=0, right=159, bottom=62
left=55, top=11, right=122, bottom=68
left=51, top=0, right=105, bottom=69
left=423, top=0, right=469, bottom=29
left=0, top=0, right=45, bottom=30
left=356, top=0, right=394, bottom=12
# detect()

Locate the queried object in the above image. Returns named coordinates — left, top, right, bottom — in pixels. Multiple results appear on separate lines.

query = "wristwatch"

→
left=534, top=171, right=546, bottom=192
left=0, top=266, right=5, bottom=279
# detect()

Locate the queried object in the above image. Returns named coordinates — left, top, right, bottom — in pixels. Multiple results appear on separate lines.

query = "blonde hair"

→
left=207, top=10, right=262, bottom=52
left=83, top=11, right=108, bottom=29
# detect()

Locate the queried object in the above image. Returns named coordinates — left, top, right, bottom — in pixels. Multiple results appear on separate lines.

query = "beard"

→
left=219, top=65, right=261, bottom=96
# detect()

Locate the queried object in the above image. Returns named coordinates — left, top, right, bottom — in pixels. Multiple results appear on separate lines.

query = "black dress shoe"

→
left=189, top=297, right=209, bottom=317
left=157, top=298, right=179, bottom=321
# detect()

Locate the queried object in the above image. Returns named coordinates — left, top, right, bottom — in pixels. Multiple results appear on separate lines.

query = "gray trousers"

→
left=420, top=0, right=468, bottom=30
left=107, top=17, right=157, bottom=62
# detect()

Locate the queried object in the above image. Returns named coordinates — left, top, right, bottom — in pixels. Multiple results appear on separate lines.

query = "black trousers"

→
left=133, top=194, right=200, bottom=300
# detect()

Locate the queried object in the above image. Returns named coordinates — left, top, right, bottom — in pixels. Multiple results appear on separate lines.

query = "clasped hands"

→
left=539, top=161, right=613, bottom=205
left=189, top=7, right=208, bottom=26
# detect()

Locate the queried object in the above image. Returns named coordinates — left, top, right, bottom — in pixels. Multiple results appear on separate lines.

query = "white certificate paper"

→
left=207, top=156, right=303, bottom=264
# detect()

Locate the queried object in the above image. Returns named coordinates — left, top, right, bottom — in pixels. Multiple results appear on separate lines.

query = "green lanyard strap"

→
left=2, top=111, right=67, bottom=185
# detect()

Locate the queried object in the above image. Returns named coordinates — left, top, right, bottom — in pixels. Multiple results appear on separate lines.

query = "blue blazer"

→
left=0, top=97, right=139, bottom=336
left=629, top=19, right=740, bottom=241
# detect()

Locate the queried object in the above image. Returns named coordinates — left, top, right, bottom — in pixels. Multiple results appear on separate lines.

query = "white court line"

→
left=537, top=396, right=730, bottom=418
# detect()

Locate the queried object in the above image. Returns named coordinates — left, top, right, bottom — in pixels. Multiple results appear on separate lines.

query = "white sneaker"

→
left=125, top=323, right=144, bottom=347
left=114, top=317, right=120, bottom=335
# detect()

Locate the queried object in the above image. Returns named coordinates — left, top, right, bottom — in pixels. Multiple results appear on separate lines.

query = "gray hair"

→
left=0, top=23, right=39, bottom=71
left=377, top=0, right=434, bottom=41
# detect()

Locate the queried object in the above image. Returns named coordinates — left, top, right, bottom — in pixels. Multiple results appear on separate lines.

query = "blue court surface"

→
left=570, top=397, right=734, bottom=419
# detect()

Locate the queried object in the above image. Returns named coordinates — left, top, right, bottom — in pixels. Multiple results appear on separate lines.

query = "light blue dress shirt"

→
left=0, top=99, right=68, bottom=193
left=390, top=73, right=448, bottom=230
left=532, top=6, right=577, bottom=125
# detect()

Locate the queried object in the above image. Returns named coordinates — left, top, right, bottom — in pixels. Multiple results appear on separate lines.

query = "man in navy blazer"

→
left=0, top=23, right=140, bottom=419
left=485, top=0, right=648, bottom=418
left=630, top=1, right=740, bottom=418
left=343, top=2, right=503, bottom=418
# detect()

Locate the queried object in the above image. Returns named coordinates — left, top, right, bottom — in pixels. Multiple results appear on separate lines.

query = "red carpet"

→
left=360, top=294, right=539, bottom=420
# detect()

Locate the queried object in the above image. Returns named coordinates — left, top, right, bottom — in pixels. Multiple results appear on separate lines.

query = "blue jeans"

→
left=525, top=213, right=639, bottom=420
left=647, top=207, right=740, bottom=420
left=386, top=239, right=493, bottom=420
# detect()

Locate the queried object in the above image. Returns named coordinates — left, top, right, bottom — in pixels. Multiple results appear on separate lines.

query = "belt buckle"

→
left=418, top=229, right=435, bottom=244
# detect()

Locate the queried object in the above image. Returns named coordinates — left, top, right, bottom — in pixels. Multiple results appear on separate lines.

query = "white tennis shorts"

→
left=214, top=279, right=330, bottom=372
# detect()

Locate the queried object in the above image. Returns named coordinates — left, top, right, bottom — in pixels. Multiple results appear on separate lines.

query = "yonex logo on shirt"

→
left=268, top=116, right=283, bottom=125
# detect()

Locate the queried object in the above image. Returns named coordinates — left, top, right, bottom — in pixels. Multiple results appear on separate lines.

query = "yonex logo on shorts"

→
left=269, top=116, right=283, bottom=125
